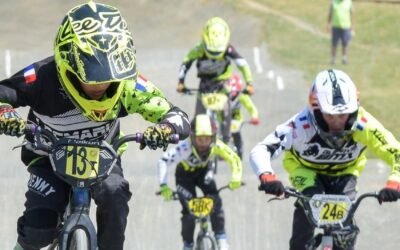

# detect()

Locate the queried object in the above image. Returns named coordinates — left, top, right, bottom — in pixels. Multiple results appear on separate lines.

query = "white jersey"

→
left=250, top=107, right=370, bottom=177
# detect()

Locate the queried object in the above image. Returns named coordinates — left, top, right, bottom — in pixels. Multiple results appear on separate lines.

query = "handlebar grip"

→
left=24, top=123, right=38, bottom=135
left=134, top=133, right=143, bottom=143
left=167, top=134, right=180, bottom=144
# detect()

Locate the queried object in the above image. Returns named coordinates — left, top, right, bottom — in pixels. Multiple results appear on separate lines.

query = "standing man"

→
left=328, top=0, right=355, bottom=65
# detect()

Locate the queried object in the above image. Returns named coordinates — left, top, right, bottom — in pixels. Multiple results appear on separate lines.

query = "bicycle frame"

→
left=47, top=188, right=96, bottom=250
left=23, top=124, right=178, bottom=250
left=268, top=187, right=379, bottom=250
left=158, top=185, right=237, bottom=250
left=182, top=83, right=232, bottom=144
left=188, top=187, right=232, bottom=250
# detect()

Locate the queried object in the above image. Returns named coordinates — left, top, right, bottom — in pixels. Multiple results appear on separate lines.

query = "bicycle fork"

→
left=58, top=188, right=97, bottom=250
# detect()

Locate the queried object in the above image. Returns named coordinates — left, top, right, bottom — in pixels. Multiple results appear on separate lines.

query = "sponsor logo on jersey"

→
left=302, top=142, right=359, bottom=161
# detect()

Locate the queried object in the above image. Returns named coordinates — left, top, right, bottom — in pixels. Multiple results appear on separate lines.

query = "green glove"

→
left=228, top=180, right=242, bottom=190
left=140, top=123, right=174, bottom=151
left=160, top=184, right=173, bottom=201
left=0, top=105, right=25, bottom=137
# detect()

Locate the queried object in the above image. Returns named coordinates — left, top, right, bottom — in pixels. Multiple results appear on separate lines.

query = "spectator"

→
left=327, top=0, right=355, bottom=65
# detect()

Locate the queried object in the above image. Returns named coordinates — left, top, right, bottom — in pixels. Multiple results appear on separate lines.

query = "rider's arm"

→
left=121, top=74, right=190, bottom=139
left=178, top=44, right=203, bottom=84
left=213, top=139, right=242, bottom=183
left=353, top=107, right=400, bottom=182
left=226, top=45, right=253, bottom=84
left=239, top=93, right=259, bottom=119
left=250, top=118, right=295, bottom=176
left=157, top=139, right=192, bottom=185
left=0, top=60, right=46, bottom=108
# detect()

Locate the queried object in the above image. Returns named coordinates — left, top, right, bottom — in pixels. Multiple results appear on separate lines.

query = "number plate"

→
left=230, top=120, right=242, bottom=133
left=309, top=194, right=352, bottom=226
left=65, top=145, right=100, bottom=179
left=201, top=93, right=228, bottom=111
left=188, top=197, right=214, bottom=218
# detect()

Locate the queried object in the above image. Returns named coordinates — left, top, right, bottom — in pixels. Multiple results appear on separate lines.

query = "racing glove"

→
left=244, top=84, right=254, bottom=96
left=258, top=173, right=285, bottom=196
left=140, top=123, right=174, bottom=151
left=160, top=184, right=173, bottom=201
left=378, top=180, right=400, bottom=204
left=229, top=181, right=242, bottom=190
left=250, top=117, right=260, bottom=125
left=176, top=83, right=186, bottom=93
left=0, top=104, right=25, bottom=137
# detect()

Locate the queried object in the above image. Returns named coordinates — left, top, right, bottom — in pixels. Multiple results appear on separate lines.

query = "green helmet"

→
left=54, top=1, right=136, bottom=121
left=191, top=114, right=217, bottom=137
left=202, top=17, right=230, bottom=59
left=190, top=114, right=217, bottom=153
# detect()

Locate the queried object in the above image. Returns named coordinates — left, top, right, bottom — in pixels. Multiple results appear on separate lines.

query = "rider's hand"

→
left=140, top=123, right=174, bottom=151
left=160, top=184, right=173, bottom=201
left=176, top=83, right=186, bottom=93
left=250, top=117, right=260, bottom=125
left=258, top=173, right=284, bottom=196
left=0, top=104, right=25, bottom=137
left=228, top=180, right=241, bottom=190
left=378, top=180, right=400, bottom=204
left=245, top=84, right=254, bottom=96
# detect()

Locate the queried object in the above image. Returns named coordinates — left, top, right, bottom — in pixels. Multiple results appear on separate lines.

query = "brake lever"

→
left=12, top=139, right=29, bottom=150
left=267, top=196, right=286, bottom=202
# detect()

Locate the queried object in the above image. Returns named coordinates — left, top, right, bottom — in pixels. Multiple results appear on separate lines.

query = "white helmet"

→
left=309, top=69, right=359, bottom=148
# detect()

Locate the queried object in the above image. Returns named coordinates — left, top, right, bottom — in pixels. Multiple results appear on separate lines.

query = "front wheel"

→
left=195, top=234, right=218, bottom=250
left=67, top=229, right=89, bottom=250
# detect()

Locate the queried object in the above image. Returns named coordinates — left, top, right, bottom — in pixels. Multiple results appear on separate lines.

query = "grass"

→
left=226, top=0, right=400, bottom=136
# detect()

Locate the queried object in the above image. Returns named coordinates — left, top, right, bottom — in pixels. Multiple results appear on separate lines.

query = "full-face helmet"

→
left=54, top=1, right=136, bottom=121
left=202, top=17, right=230, bottom=60
left=228, top=74, right=244, bottom=99
left=190, top=114, right=217, bottom=153
left=309, top=69, right=359, bottom=148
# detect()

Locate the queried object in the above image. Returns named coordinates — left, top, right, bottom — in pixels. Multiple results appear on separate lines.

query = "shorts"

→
left=332, top=27, right=352, bottom=47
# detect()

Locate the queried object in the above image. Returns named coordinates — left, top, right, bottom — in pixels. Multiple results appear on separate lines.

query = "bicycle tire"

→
left=67, top=229, right=89, bottom=250
left=195, top=235, right=218, bottom=250
left=319, top=236, right=333, bottom=250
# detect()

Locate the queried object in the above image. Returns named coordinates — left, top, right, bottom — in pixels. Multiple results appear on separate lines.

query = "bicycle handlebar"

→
left=155, top=182, right=246, bottom=200
left=268, top=186, right=379, bottom=227
left=180, top=88, right=199, bottom=95
left=24, top=123, right=179, bottom=153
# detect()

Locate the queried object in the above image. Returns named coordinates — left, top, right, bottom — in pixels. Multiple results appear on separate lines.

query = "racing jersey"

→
left=250, top=107, right=400, bottom=182
left=158, top=138, right=242, bottom=185
left=178, top=43, right=253, bottom=85
left=0, top=56, right=190, bottom=165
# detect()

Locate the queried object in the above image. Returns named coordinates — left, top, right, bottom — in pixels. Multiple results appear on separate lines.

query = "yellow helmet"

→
left=54, top=1, right=136, bottom=121
left=202, top=17, right=230, bottom=59
left=191, top=114, right=217, bottom=137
